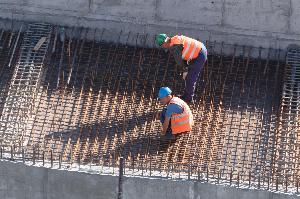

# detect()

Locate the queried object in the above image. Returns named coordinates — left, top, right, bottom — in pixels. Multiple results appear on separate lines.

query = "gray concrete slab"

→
left=0, top=160, right=299, bottom=199
left=0, top=160, right=118, bottom=199
left=123, top=177, right=195, bottom=199
left=0, top=0, right=300, bottom=53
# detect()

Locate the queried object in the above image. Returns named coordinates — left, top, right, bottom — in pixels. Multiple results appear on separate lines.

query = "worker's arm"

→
left=161, top=116, right=171, bottom=135
left=169, top=45, right=188, bottom=72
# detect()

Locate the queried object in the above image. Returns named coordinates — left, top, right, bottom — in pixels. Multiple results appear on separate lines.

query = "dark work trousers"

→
left=183, top=45, right=207, bottom=102
left=160, top=108, right=173, bottom=135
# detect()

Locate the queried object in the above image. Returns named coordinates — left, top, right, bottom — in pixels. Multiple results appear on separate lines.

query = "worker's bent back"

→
left=169, top=97, right=194, bottom=134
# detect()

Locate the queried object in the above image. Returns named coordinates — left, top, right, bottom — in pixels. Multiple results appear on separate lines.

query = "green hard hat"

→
left=156, top=34, right=168, bottom=46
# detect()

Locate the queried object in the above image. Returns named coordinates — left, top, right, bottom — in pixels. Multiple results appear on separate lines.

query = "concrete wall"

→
left=124, top=178, right=299, bottom=199
left=0, top=0, right=300, bottom=50
left=0, top=160, right=299, bottom=199
left=0, top=160, right=118, bottom=199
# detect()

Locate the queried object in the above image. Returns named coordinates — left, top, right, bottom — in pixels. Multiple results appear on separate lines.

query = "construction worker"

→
left=156, top=34, right=207, bottom=103
left=157, top=87, right=194, bottom=140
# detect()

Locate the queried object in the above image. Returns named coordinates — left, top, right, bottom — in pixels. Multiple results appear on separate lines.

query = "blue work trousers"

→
left=183, top=45, right=207, bottom=101
left=160, top=108, right=172, bottom=135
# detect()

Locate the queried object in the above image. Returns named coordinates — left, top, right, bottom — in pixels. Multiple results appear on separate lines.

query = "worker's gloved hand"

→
left=182, top=72, right=188, bottom=80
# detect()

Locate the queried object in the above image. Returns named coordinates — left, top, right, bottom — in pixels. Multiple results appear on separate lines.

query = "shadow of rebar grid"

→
left=0, top=22, right=299, bottom=195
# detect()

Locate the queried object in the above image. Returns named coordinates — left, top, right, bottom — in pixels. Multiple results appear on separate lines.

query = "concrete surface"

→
left=0, top=0, right=300, bottom=50
left=0, top=160, right=299, bottom=199
left=0, top=160, right=118, bottom=199
left=123, top=177, right=300, bottom=199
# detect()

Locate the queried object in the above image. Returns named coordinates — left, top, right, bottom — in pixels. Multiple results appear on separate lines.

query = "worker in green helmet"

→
left=156, top=33, right=207, bottom=103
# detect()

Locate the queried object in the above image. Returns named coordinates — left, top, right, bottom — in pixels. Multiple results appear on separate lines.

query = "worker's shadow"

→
left=44, top=110, right=173, bottom=160
left=115, top=134, right=176, bottom=159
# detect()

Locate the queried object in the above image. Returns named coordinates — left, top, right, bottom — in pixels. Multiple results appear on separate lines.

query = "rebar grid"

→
left=0, top=23, right=299, bottom=194
left=0, top=23, right=52, bottom=147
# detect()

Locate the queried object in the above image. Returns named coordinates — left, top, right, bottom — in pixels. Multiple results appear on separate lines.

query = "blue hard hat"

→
left=158, top=87, right=172, bottom=99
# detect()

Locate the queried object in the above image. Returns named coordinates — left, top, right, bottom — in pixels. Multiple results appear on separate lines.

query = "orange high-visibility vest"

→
left=170, top=35, right=203, bottom=62
left=168, top=97, right=194, bottom=134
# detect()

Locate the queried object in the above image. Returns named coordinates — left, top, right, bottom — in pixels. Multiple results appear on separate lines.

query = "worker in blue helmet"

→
left=156, top=87, right=194, bottom=140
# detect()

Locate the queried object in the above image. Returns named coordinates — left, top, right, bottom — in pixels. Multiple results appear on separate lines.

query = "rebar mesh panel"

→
left=0, top=23, right=52, bottom=147
left=0, top=25, right=299, bottom=194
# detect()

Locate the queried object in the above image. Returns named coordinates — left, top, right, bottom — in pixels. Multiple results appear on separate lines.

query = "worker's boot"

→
left=185, top=98, right=194, bottom=105
left=164, top=130, right=176, bottom=140
left=179, top=95, right=194, bottom=105
left=178, top=94, right=185, bottom=99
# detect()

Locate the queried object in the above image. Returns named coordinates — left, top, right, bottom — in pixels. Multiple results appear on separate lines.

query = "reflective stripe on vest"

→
left=171, top=118, right=190, bottom=127
left=168, top=97, right=194, bottom=134
left=182, top=38, right=191, bottom=59
left=181, top=36, right=202, bottom=61
left=172, top=112, right=189, bottom=119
